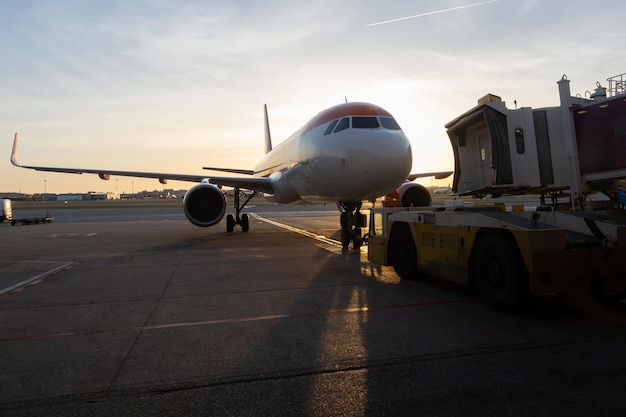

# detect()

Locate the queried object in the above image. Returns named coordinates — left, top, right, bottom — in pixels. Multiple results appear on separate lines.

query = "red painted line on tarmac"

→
left=0, top=299, right=469, bottom=343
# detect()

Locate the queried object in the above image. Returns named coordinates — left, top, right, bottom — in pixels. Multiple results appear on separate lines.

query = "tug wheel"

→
left=389, top=224, right=418, bottom=280
left=474, top=232, right=530, bottom=312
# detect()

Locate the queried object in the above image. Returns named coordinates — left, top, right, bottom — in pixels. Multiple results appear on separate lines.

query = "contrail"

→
left=365, top=0, right=501, bottom=27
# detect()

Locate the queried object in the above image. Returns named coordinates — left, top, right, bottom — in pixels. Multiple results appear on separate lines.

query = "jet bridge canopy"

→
left=446, top=99, right=515, bottom=197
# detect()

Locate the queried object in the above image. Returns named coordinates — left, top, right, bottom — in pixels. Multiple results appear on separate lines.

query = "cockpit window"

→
left=379, top=117, right=401, bottom=130
left=324, top=115, right=401, bottom=135
left=324, top=119, right=339, bottom=135
left=352, top=116, right=380, bottom=129
left=334, top=117, right=350, bottom=133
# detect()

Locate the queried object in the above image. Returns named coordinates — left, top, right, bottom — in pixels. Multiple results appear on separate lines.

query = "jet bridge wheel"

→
left=473, top=232, right=530, bottom=312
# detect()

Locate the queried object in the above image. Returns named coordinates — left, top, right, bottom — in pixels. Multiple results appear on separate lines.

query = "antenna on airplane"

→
left=345, top=96, right=348, bottom=103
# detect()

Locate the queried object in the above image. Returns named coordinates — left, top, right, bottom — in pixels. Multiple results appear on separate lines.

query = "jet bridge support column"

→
left=557, top=75, right=584, bottom=209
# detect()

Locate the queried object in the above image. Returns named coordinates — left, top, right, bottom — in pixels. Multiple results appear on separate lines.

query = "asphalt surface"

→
left=1, top=203, right=626, bottom=416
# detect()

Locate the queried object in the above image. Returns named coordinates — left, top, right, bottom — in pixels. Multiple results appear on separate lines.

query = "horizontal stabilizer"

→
left=203, top=167, right=254, bottom=175
left=407, top=171, right=453, bottom=181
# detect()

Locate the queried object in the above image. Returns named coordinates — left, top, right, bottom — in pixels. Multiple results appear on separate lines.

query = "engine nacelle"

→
left=183, top=183, right=227, bottom=227
left=383, top=182, right=432, bottom=208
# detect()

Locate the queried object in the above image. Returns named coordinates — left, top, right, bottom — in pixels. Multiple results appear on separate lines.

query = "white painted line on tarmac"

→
left=0, top=262, right=76, bottom=297
left=50, top=233, right=98, bottom=238
left=249, top=212, right=343, bottom=247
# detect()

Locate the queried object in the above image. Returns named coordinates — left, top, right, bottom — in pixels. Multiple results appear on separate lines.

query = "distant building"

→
left=57, top=194, right=83, bottom=201
left=88, top=192, right=118, bottom=200
left=135, top=189, right=187, bottom=199
left=0, top=192, right=29, bottom=201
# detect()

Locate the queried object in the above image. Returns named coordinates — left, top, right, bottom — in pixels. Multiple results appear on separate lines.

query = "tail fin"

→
left=263, top=104, right=272, bottom=154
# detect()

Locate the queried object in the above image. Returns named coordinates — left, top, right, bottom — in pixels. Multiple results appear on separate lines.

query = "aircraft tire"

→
left=241, top=214, right=249, bottom=232
left=340, top=212, right=349, bottom=229
left=353, top=227, right=362, bottom=250
left=340, top=229, right=351, bottom=249
left=226, top=214, right=235, bottom=233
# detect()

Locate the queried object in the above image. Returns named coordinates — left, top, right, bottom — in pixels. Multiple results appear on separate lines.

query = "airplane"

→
left=10, top=102, right=452, bottom=249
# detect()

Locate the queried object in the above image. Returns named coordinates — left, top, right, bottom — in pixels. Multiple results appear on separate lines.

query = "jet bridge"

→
left=446, top=73, right=626, bottom=209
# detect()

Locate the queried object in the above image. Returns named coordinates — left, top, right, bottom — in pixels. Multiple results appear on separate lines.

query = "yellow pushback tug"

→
left=368, top=74, right=626, bottom=312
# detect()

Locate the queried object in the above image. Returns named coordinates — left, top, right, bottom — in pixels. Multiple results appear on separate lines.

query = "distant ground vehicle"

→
left=0, top=199, right=53, bottom=226
left=368, top=73, right=626, bottom=312
left=1, top=199, right=12, bottom=223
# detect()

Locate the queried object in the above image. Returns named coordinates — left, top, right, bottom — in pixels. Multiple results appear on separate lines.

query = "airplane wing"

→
left=10, top=133, right=274, bottom=194
left=407, top=171, right=453, bottom=181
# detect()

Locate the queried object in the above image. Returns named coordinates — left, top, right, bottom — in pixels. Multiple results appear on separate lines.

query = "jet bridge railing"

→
left=607, top=72, right=626, bottom=97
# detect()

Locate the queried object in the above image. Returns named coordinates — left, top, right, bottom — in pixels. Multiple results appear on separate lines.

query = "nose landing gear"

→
left=338, top=201, right=366, bottom=250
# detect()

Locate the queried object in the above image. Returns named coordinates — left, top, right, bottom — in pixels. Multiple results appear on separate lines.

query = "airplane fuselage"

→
left=253, top=102, right=413, bottom=204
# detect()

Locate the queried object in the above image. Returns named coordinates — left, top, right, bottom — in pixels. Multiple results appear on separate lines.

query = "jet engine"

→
left=183, top=183, right=227, bottom=227
left=383, top=182, right=432, bottom=208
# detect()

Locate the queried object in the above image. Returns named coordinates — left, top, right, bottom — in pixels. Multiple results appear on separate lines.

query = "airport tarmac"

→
left=1, top=203, right=626, bottom=416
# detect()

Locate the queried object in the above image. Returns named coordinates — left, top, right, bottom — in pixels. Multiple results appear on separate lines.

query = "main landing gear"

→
left=338, top=201, right=366, bottom=250
left=226, top=187, right=257, bottom=233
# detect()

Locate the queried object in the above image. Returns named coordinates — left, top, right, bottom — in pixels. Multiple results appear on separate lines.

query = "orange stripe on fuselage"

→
left=253, top=102, right=395, bottom=178
left=300, top=102, right=393, bottom=136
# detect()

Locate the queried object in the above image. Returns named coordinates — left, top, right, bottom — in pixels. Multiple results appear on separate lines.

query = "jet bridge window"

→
left=379, top=117, right=401, bottom=130
left=514, top=128, right=525, bottom=154
left=352, top=116, right=380, bottom=129
left=324, top=119, right=339, bottom=135
left=334, top=117, right=350, bottom=133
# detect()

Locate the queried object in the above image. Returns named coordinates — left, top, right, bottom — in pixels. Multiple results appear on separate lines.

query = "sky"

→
left=1, top=0, right=625, bottom=195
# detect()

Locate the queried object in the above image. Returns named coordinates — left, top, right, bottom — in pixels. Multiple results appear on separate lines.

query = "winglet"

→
left=263, top=104, right=272, bottom=154
left=10, top=133, right=21, bottom=167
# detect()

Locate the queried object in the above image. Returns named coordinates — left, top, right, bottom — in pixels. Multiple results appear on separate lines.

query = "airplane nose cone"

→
left=297, top=123, right=413, bottom=203
left=382, top=131, right=412, bottom=168
left=366, top=130, right=412, bottom=191
left=328, top=128, right=412, bottom=201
